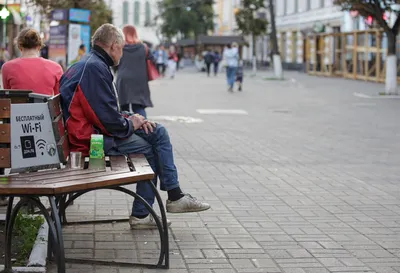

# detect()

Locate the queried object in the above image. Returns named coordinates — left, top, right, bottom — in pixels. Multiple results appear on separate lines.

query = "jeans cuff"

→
left=161, top=184, right=180, bottom=191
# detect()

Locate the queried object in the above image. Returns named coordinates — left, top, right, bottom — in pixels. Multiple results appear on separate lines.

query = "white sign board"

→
left=11, top=103, right=60, bottom=170
left=68, top=23, right=81, bottom=66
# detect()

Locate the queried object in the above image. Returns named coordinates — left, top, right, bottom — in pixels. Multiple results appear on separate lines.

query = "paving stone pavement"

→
left=7, top=70, right=400, bottom=273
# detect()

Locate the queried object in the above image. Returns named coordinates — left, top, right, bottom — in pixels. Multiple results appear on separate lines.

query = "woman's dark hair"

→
left=227, top=44, right=232, bottom=49
left=17, top=28, right=43, bottom=49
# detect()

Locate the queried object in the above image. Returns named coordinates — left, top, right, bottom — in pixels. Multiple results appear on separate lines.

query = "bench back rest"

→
left=0, top=99, right=11, bottom=173
left=0, top=90, right=33, bottom=174
left=47, top=94, right=69, bottom=164
left=0, top=91, right=69, bottom=174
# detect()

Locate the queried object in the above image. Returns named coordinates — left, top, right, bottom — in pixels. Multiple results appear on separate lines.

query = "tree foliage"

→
left=28, top=0, right=112, bottom=34
left=334, top=0, right=400, bottom=37
left=158, top=0, right=214, bottom=39
left=235, top=0, right=267, bottom=37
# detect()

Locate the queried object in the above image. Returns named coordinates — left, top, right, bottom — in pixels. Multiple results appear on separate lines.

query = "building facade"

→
left=213, top=0, right=268, bottom=64
left=275, top=0, right=344, bottom=70
left=108, top=0, right=160, bottom=46
left=214, top=0, right=240, bottom=35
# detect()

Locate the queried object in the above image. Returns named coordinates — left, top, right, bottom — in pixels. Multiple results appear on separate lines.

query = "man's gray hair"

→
left=91, top=23, right=124, bottom=47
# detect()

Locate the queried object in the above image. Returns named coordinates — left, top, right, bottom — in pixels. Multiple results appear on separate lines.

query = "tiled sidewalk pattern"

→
left=5, top=70, right=400, bottom=273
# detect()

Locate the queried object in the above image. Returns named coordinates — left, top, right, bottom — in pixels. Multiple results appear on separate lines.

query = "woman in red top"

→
left=1, top=28, right=63, bottom=96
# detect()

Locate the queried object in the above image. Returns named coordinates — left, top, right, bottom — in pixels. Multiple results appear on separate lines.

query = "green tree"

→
left=235, top=0, right=267, bottom=73
left=334, top=0, right=400, bottom=94
left=30, top=0, right=112, bottom=35
left=158, top=0, right=214, bottom=50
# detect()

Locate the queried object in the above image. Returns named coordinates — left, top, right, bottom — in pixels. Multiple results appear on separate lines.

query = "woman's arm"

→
left=1, top=63, right=10, bottom=89
left=53, top=64, right=64, bottom=95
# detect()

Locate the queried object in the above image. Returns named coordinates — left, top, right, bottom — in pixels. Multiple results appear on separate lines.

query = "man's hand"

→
left=141, top=121, right=157, bottom=135
left=129, top=114, right=146, bottom=131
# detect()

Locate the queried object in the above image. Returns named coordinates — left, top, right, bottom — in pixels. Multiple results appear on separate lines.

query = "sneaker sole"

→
left=166, top=206, right=211, bottom=213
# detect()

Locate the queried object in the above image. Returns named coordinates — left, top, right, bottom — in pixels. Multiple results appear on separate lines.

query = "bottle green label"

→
left=89, top=134, right=104, bottom=159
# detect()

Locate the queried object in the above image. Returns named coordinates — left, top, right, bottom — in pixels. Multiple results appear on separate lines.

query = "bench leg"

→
left=148, top=180, right=170, bottom=269
left=49, top=197, right=66, bottom=273
left=63, top=183, right=169, bottom=269
left=1, top=196, right=65, bottom=273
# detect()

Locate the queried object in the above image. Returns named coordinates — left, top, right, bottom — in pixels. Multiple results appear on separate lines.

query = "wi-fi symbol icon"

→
left=36, top=139, right=47, bottom=150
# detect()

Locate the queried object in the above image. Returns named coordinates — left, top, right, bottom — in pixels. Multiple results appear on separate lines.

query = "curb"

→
left=0, top=266, right=46, bottom=272
left=0, top=214, right=48, bottom=272
left=28, top=221, right=48, bottom=267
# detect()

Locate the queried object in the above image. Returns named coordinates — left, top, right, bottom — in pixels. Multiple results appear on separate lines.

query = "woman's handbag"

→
left=144, top=44, right=159, bottom=81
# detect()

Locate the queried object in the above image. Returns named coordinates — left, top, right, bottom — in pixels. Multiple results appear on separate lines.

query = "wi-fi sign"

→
left=36, top=139, right=47, bottom=155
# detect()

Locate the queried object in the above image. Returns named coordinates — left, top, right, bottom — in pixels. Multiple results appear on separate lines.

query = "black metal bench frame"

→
left=1, top=180, right=169, bottom=273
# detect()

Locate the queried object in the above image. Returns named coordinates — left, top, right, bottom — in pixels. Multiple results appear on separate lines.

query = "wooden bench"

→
left=0, top=92, right=169, bottom=272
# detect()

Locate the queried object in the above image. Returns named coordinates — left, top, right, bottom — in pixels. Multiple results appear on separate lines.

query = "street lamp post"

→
left=0, top=0, right=10, bottom=48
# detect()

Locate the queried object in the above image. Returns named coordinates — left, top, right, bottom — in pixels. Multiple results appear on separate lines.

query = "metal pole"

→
left=2, top=0, right=7, bottom=48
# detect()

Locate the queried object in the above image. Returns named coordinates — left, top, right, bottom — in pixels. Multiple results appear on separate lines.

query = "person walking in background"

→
left=204, top=48, right=214, bottom=77
left=213, top=50, right=221, bottom=76
left=154, top=45, right=167, bottom=77
left=2, top=28, right=63, bottom=95
left=116, top=25, right=155, bottom=118
left=236, top=59, right=244, bottom=91
left=70, top=44, right=86, bottom=65
left=167, top=45, right=178, bottom=79
left=0, top=28, right=63, bottom=206
left=176, top=48, right=182, bottom=71
left=223, top=42, right=239, bottom=92
left=40, top=42, right=49, bottom=59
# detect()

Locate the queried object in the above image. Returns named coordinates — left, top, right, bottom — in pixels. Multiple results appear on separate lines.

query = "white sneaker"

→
left=129, top=214, right=171, bottom=230
left=0, top=197, right=8, bottom=206
left=166, top=194, right=211, bottom=213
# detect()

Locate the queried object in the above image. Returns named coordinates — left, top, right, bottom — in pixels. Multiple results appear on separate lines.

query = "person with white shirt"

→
left=153, top=45, right=167, bottom=77
left=223, top=42, right=239, bottom=92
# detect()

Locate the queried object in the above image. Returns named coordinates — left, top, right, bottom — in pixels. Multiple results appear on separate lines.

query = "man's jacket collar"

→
left=92, top=45, right=114, bottom=66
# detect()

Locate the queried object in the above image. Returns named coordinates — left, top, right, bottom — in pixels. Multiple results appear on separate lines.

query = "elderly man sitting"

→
left=59, top=24, right=210, bottom=229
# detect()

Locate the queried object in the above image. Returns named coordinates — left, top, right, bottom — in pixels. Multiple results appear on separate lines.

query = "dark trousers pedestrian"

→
left=205, top=62, right=212, bottom=76
left=157, top=63, right=165, bottom=76
left=213, top=62, right=219, bottom=76
left=121, top=103, right=147, bottom=118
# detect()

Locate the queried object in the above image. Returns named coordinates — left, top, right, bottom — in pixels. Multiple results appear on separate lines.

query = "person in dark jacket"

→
left=204, top=49, right=214, bottom=77
left=59, top=24, right=210, bottom=230
left=213, top=50, right=221, bottom=76
left=116, top=25, right=154, bottom=118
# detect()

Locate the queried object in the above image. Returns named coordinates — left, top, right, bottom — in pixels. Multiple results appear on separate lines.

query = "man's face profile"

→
left=110, top=41, right=125, bottom=66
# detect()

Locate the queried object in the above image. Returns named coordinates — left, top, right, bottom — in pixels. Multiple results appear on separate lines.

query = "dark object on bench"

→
left=0, top=93, right=169, bottom=273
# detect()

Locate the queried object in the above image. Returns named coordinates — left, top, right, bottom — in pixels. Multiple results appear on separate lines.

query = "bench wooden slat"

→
left=0, top=148, right=10, bottom=168
left=11, top=169, right=132, bottom=185
left=109, top=156, right=130, bottom=172
left=0, top=170, right=154, bottom=195
left=48, top=94, right=61, bottom=120
left=52, top=115, right=65, bottom=142
left=0, top=184, right=55, bottom=195
left=57, top=134, right=69, bottom=164
left=52, top=171, right=154, bottom=195
left=0, top=99, right=11, bottom=119
left=128, top=154, right=153, bottom=174
left=0, top=124, right=10, bottom=143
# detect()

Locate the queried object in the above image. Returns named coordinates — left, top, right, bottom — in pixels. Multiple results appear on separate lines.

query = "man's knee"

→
left=154, top=124, right=170, bottom=141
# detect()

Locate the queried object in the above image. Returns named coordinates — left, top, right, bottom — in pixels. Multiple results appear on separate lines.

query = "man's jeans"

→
left=108, top=124, right=179, bottom=216
left=226, top=66, right=237, bottom=88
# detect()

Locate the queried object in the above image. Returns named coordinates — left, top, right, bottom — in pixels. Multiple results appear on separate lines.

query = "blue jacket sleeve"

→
left=80, top=63, right=134, bottom=139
